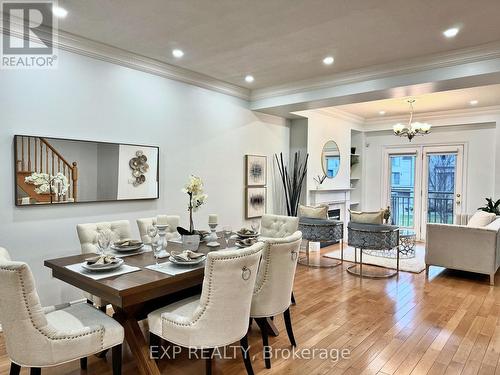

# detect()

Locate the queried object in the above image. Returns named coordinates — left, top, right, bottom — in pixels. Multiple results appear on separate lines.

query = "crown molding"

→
left=1, top=15, right=250, bottom=100
left=311, top=108, right=365, bottom=124
left=250, top=41, right=500, bottom=102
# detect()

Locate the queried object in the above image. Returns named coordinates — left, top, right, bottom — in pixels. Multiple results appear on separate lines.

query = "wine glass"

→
left=96, top=230, right=111, bottom=255
left=251, top=220, right=260, bottom=234
left=147, top=225, right=158, bottom=248
left=152, top=235, right=162, bottom=268
left=222, top=226, right=232, bottom=246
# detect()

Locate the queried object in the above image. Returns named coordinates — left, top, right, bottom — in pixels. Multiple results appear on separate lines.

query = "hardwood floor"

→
left=1, top=243, right=499, bottom=375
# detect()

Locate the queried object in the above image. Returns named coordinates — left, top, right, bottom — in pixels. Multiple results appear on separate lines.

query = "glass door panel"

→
left=426, top=154, right=456, bottom=225
left=389, top=155, right=416, bottom=228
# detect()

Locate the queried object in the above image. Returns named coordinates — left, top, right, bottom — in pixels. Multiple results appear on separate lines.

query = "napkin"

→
left=170, top=250, right=205, bottom=262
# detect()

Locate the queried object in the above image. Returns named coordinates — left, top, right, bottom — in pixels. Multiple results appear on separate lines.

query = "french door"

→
left=383, top=145, right=464, bottom=241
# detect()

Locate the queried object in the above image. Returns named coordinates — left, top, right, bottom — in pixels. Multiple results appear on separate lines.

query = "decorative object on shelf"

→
left=383, top=206, right=391, bottom=224
left=245, top=155, right=267, bottom=186
left=129, top=150, right=149, bottom=187
left=246, top=187, right=266, bottom=219
left=24, top=172, right=69, bottom=203
left=393, top=99, right=431, bottom=141
left=321, top=140, right=340, bottom=179
left=275, top=151, right=308, bottom=217
left=351, top=147, right=356, bottom=154
left=177, top=175, right=208, bottom=237
left=313, top=174, right=327, bottom=189
left=350, top=154, right=360, bottom=167
left=478, top=197, right=500, bottom=215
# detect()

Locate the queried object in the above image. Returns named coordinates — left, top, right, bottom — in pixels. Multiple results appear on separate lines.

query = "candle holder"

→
left=155, top=223, right=169, bottom=253
left=206, top=223, right=220, bottom=247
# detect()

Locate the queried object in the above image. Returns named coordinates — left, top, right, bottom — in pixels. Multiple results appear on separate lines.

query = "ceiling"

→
left=57, top=0, right=500, bottom=90
left=333, top=84, right=500, bottom=119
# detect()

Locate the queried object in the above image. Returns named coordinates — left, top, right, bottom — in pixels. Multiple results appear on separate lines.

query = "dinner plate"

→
left=82, top=258, right=124, bottom=272
left=236, top=232, right=259, bottom=239
left=111, top=243, right=144, bottom=252
left=235, top=241, right=256, bottom=248
left=169, top=255, right=206, bottom=265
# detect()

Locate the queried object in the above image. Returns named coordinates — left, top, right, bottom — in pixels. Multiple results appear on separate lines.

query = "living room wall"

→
left=0, top=49, right=289, bottom=305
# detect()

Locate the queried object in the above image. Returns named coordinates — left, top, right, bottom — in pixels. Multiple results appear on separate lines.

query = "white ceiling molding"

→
left=363, top=105, right=500, bottom=132
left=312, top=108, right=365, bottom=125
left=1, top=15, right=250, bottom=100
left=251, top=41, right=500, bottom=102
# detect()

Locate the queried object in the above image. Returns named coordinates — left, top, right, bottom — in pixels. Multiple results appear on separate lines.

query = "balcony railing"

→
left=390, top=191, right=454, bottom=227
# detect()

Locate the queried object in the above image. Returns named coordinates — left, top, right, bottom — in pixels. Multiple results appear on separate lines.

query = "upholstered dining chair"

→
left=136, top=215, right=180, bottom=244
left=148, top=243, right=264, bottom=375
left=250, top=231, right=302, bottom=369
left=260, top=214, right=299, bottom=239
left=259, top=213, right=300, bottom=304
left=0, top=247, right=124, bottom=375
left=76, top=220, right=132, bottom=309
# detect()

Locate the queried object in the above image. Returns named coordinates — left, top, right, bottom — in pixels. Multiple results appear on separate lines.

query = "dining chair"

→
left=136, top=215, right=180, bottom=244
left=250, top=231, right=302, bottom=369
left=147, top=243, right=264, bottom=375
left=76, top=220, right=132, bottom=310
left=259, top=213, right=300, bottom=304
left=0, top=247, right=124, bottom=375
left=260, top=214, right=299, bottom=239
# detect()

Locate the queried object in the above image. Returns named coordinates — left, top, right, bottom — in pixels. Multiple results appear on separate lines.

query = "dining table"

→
left=44, top=234, right=279, bottom=375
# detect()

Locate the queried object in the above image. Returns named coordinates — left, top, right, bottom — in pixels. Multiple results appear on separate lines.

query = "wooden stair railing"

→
left=16, top=136, right=78, bottom=203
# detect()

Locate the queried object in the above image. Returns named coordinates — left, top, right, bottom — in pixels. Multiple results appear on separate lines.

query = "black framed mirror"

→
left=14, top=135, right=159, bottom=206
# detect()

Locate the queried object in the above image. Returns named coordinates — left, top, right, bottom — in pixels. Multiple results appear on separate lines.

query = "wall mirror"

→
left=14, top=135, right=159, bottom=206
left=321, top=140, right=340, bottom=178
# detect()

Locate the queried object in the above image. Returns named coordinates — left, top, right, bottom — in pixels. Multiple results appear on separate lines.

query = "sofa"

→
left=425, top=213, right=500, bottom=285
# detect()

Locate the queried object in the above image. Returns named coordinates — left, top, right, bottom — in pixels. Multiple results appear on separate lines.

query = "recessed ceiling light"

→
left=323, top=56, right=334, bottom=65
left=443, top=27, right=459, bottom=38
left=172, top=49, right=184, bottom=58
left=470, top=100, right=479, bottom=105
left=379, top=110, right=386, bottom=115
left=52, top=6, right=68, bottom=18
left=245, top=75, right=254, bottom=83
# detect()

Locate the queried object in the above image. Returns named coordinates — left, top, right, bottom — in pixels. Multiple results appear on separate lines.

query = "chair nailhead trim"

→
left=0, top=265, right=104, bottom=348
left=161, top=247, right=261, bottom=329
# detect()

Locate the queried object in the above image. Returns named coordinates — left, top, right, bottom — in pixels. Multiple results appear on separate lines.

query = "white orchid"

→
left=25, top=172, right=69, bottom=196
left=182, top=175, right=208, bottom=233
left=183, top=175, right=204, bottom=196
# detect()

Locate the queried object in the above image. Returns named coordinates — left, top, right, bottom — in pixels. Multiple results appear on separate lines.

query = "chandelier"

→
left=393, top=99, right=431, bottom=141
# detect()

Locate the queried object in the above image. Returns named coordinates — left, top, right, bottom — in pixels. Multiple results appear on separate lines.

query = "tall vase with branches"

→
left=274, top=151, right=309, bottom=217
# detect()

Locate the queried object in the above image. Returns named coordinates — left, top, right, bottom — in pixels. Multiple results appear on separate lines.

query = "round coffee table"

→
left=363, top=229, right=416, bottom=259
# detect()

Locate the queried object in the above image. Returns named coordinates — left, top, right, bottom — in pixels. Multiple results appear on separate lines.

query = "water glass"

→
left=222, top=226, right=232, bottom=246
left=251, top=220, right=260, bottom=233
left=147, top=225, right=158, bottom=244
left=152, top=235, right=162, bottom=267
left=96, top=230, right=111, bottom=255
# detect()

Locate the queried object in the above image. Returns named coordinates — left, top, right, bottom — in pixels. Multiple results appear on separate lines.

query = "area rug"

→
left=323, top=244, right=426, bottom=273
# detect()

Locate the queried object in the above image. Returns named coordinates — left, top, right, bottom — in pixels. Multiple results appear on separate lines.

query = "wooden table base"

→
left=114, top=308, right=161, bottom=375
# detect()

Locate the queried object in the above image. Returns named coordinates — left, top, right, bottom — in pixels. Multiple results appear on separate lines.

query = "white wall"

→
left=0, top=49, right=289, bottom=306
left=362, top=124, right=496, bottom=215
left=301, top=112, right=353, bottom=200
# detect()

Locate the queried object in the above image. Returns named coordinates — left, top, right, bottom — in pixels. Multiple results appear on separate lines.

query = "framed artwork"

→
left=246, top=187, right=266, bottom=219
left=245, top=155, right=267, bottom=186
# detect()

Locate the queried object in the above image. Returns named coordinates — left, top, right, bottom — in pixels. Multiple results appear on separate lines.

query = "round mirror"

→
left=321, top=140, right=340, bottom=178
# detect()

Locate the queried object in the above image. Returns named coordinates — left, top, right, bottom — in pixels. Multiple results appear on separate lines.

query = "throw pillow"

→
left=485, top=217, right=500, bottom=231
left=298, top=204, right=329, bottom=219
left=349, top=209, right=384, bottom=225
left=466, top=211, right=497, bottom=228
